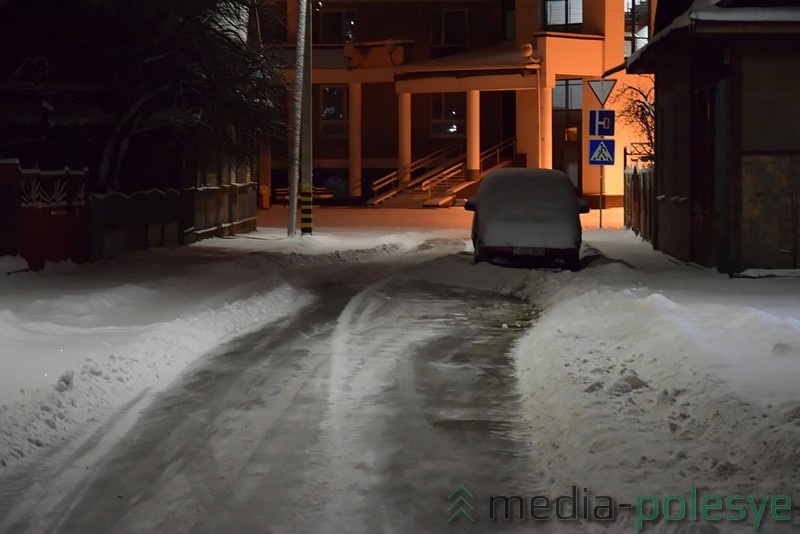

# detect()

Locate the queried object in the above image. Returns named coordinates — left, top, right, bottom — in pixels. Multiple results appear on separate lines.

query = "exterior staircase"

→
left=368, top=142, right=465, bottom=206
left=370, top=137, right=517, bottom=208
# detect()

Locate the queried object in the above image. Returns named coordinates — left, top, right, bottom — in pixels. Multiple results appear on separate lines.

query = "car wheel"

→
left=473, top=245, right=485, bottom=264
left=566, top=249, right=580, bottom=271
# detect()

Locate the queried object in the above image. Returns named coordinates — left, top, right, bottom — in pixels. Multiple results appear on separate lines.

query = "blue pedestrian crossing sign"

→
left=589, top=139, right=615, bottom=165
left=589, top=109, right=615, bottom=136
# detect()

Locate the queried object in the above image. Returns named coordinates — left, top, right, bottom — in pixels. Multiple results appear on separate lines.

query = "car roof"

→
left=478, top=168, right=577, bottom=201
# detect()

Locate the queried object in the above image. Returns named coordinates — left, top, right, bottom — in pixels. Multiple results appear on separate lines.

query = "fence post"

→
left=0, top=160, right=21, bottom=258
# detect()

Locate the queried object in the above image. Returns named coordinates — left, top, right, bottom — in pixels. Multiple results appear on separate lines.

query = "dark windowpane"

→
left=319, top=11, right=356, bottom=44
left=432, top=10, right=466, bottom=47
left=554, top=80, right=582, bottom=110
left=322, top=87, right=345, bottom=119
left=444, top=11, right=466, bottom=45
left=568, top=81, right=582, bottom=110
left=553, top=81, right=567, bottom=110
left=432, top=94, right=442, bottom=118
left=343, top=11, right=356, bottom=43
left=432, top=11, right=443, bottom=45
left=504, top=9, right=516, bottom=40
left=320, top=12, right=340, bottom=43
left=321, top=86, right=348, bottom=138
left=431, top=93, right=465, bottom=137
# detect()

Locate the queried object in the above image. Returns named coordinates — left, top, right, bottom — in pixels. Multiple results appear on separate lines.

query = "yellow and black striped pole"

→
left=298, top=0, right=313, bottom=236
left=300, top=183, right=313, bottom=235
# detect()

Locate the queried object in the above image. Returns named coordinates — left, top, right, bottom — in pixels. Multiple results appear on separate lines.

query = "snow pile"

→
left=406, top=230, right=800, bottom=516
left=0, top=282, right=308, bottom=469
left=511, top=258, right=800, bottom=509
left=0, top=233, right=445, bottom=471
left=0, top=256, right=28, bottom=274
left=198, top=227, right=463, bottom=257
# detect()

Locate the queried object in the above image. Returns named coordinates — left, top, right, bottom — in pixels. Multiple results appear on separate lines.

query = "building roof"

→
left=395, top=41, right=540, bottom=79
left=628, top=0, right=800, bottom=72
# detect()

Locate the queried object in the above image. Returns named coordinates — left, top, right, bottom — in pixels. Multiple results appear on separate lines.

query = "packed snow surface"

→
left=1, top=217, right=799, bottom=521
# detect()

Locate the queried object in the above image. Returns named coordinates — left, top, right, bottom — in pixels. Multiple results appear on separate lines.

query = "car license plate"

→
left=513, top=247, right=545, bottom=256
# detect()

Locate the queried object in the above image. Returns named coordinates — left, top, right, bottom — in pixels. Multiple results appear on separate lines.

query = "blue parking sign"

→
left=589, top=109, right=615, bottom=136
left=589, top=139, right=615, bottom=165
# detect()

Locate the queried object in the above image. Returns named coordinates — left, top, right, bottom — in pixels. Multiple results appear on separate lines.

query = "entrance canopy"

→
left=394, top=42, right=541, bottom=94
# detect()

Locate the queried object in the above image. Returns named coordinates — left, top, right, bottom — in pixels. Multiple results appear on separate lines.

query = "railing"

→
left=479, top=137, right=517, bottom=173
left=419, top=137, right=517, bottom=197
left=369, top=141, right=464, bottom=204
left=273, top=185, right=334, bottom=202
left=420, top=162, right=465, bottom=194
left=623, top=142, right=654, bottom=168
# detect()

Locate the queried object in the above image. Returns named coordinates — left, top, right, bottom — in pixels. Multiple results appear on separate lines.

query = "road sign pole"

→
left=600, top=166, right=604, bottom=228
left=587, top=79, right=616, bottom=230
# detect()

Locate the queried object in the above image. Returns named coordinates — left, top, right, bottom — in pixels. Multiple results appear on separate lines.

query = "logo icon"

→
left=448, top=483, right=476, bottom=522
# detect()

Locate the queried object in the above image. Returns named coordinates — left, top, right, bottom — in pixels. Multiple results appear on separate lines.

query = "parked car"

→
left=464, top=168, right=590, bottom=270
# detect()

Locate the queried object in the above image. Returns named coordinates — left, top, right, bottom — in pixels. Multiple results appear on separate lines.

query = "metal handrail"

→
left=479, top=137, right=517, bottom=173
left=371, top=142, right=462, bottom=195
left=368, top=141, right=466, bottom=204
left=418, top=137, right=516, bottom=196
left=420, top=162, right=464, bottom=192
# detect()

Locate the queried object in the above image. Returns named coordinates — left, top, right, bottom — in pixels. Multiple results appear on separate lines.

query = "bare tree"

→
left=95, top=0, right=289, bottom=190
left=609, top=75, right=655, bottom=162
left=0, top=0, right=288, bottom=190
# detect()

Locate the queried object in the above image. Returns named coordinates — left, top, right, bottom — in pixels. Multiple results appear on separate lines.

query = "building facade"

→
left=266, top=0, right=652, bottom=207
left=629, top=0, right=800, bottom=272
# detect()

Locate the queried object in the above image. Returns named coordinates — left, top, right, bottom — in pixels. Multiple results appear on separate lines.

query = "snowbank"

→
left=508, top=234, right=800, bottom=513
left=405, top=230, right=800, bottom=516
left=0, top=231, right=448, bottom=471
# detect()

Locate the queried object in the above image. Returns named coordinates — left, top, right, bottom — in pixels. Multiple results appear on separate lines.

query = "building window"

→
left=503, top=0, right=516, bottom=41
left=625, top=0, right=650, bottom=57
left=544, top=0, right=582, bottom=31
left=315, top=10, right=356, bottom=44
left=431, top=93, right=466, bottom=137
left=321, top=86, right=348, bottom=137
left=553, top=79, right=582, bottom=110
left=432, top=10, right=467, bottom=56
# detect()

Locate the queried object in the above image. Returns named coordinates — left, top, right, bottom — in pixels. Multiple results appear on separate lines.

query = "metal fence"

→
left=1, top=160, right=183, bottom=270
left=624, top=166, right=656, bottom=243
left=2, top=159, right=258, bottom=270
left=1, top=162, right=91, bottom=270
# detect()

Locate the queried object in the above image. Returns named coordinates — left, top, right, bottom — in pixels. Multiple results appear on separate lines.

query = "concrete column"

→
left=516, top=90, right=537, bottom=168
left=466, top=90, right=481, bottom=181
left=348, top=82, right=362, bottom=197
left=398, top=92, right=412, bottom=184
left=540, top=84, right=553, bottom=169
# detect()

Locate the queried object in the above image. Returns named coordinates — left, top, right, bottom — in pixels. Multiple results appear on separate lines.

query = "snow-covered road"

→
left=4, top=267, right=546, bottom=533
left=1, top=213, right=799, bottom=533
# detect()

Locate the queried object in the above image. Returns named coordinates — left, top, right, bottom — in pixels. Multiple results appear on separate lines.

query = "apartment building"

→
left=265, top=0, right=651, bottom=207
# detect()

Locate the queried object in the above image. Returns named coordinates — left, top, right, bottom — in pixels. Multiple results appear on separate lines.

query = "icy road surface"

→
left=2, top=221, right=800, bottom=533
left=1, top=245, right=558, bottom=533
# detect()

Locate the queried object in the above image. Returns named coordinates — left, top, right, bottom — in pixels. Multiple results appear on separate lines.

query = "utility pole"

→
left=287, top=0, right=308, bottom=236
left=300, top=1, right=314, bottom=235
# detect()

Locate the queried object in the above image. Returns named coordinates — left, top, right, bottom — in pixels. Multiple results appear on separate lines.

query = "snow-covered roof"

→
left=628, top=0, right=800, bottom=70
left=395, top=41, right=540, bottom=77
